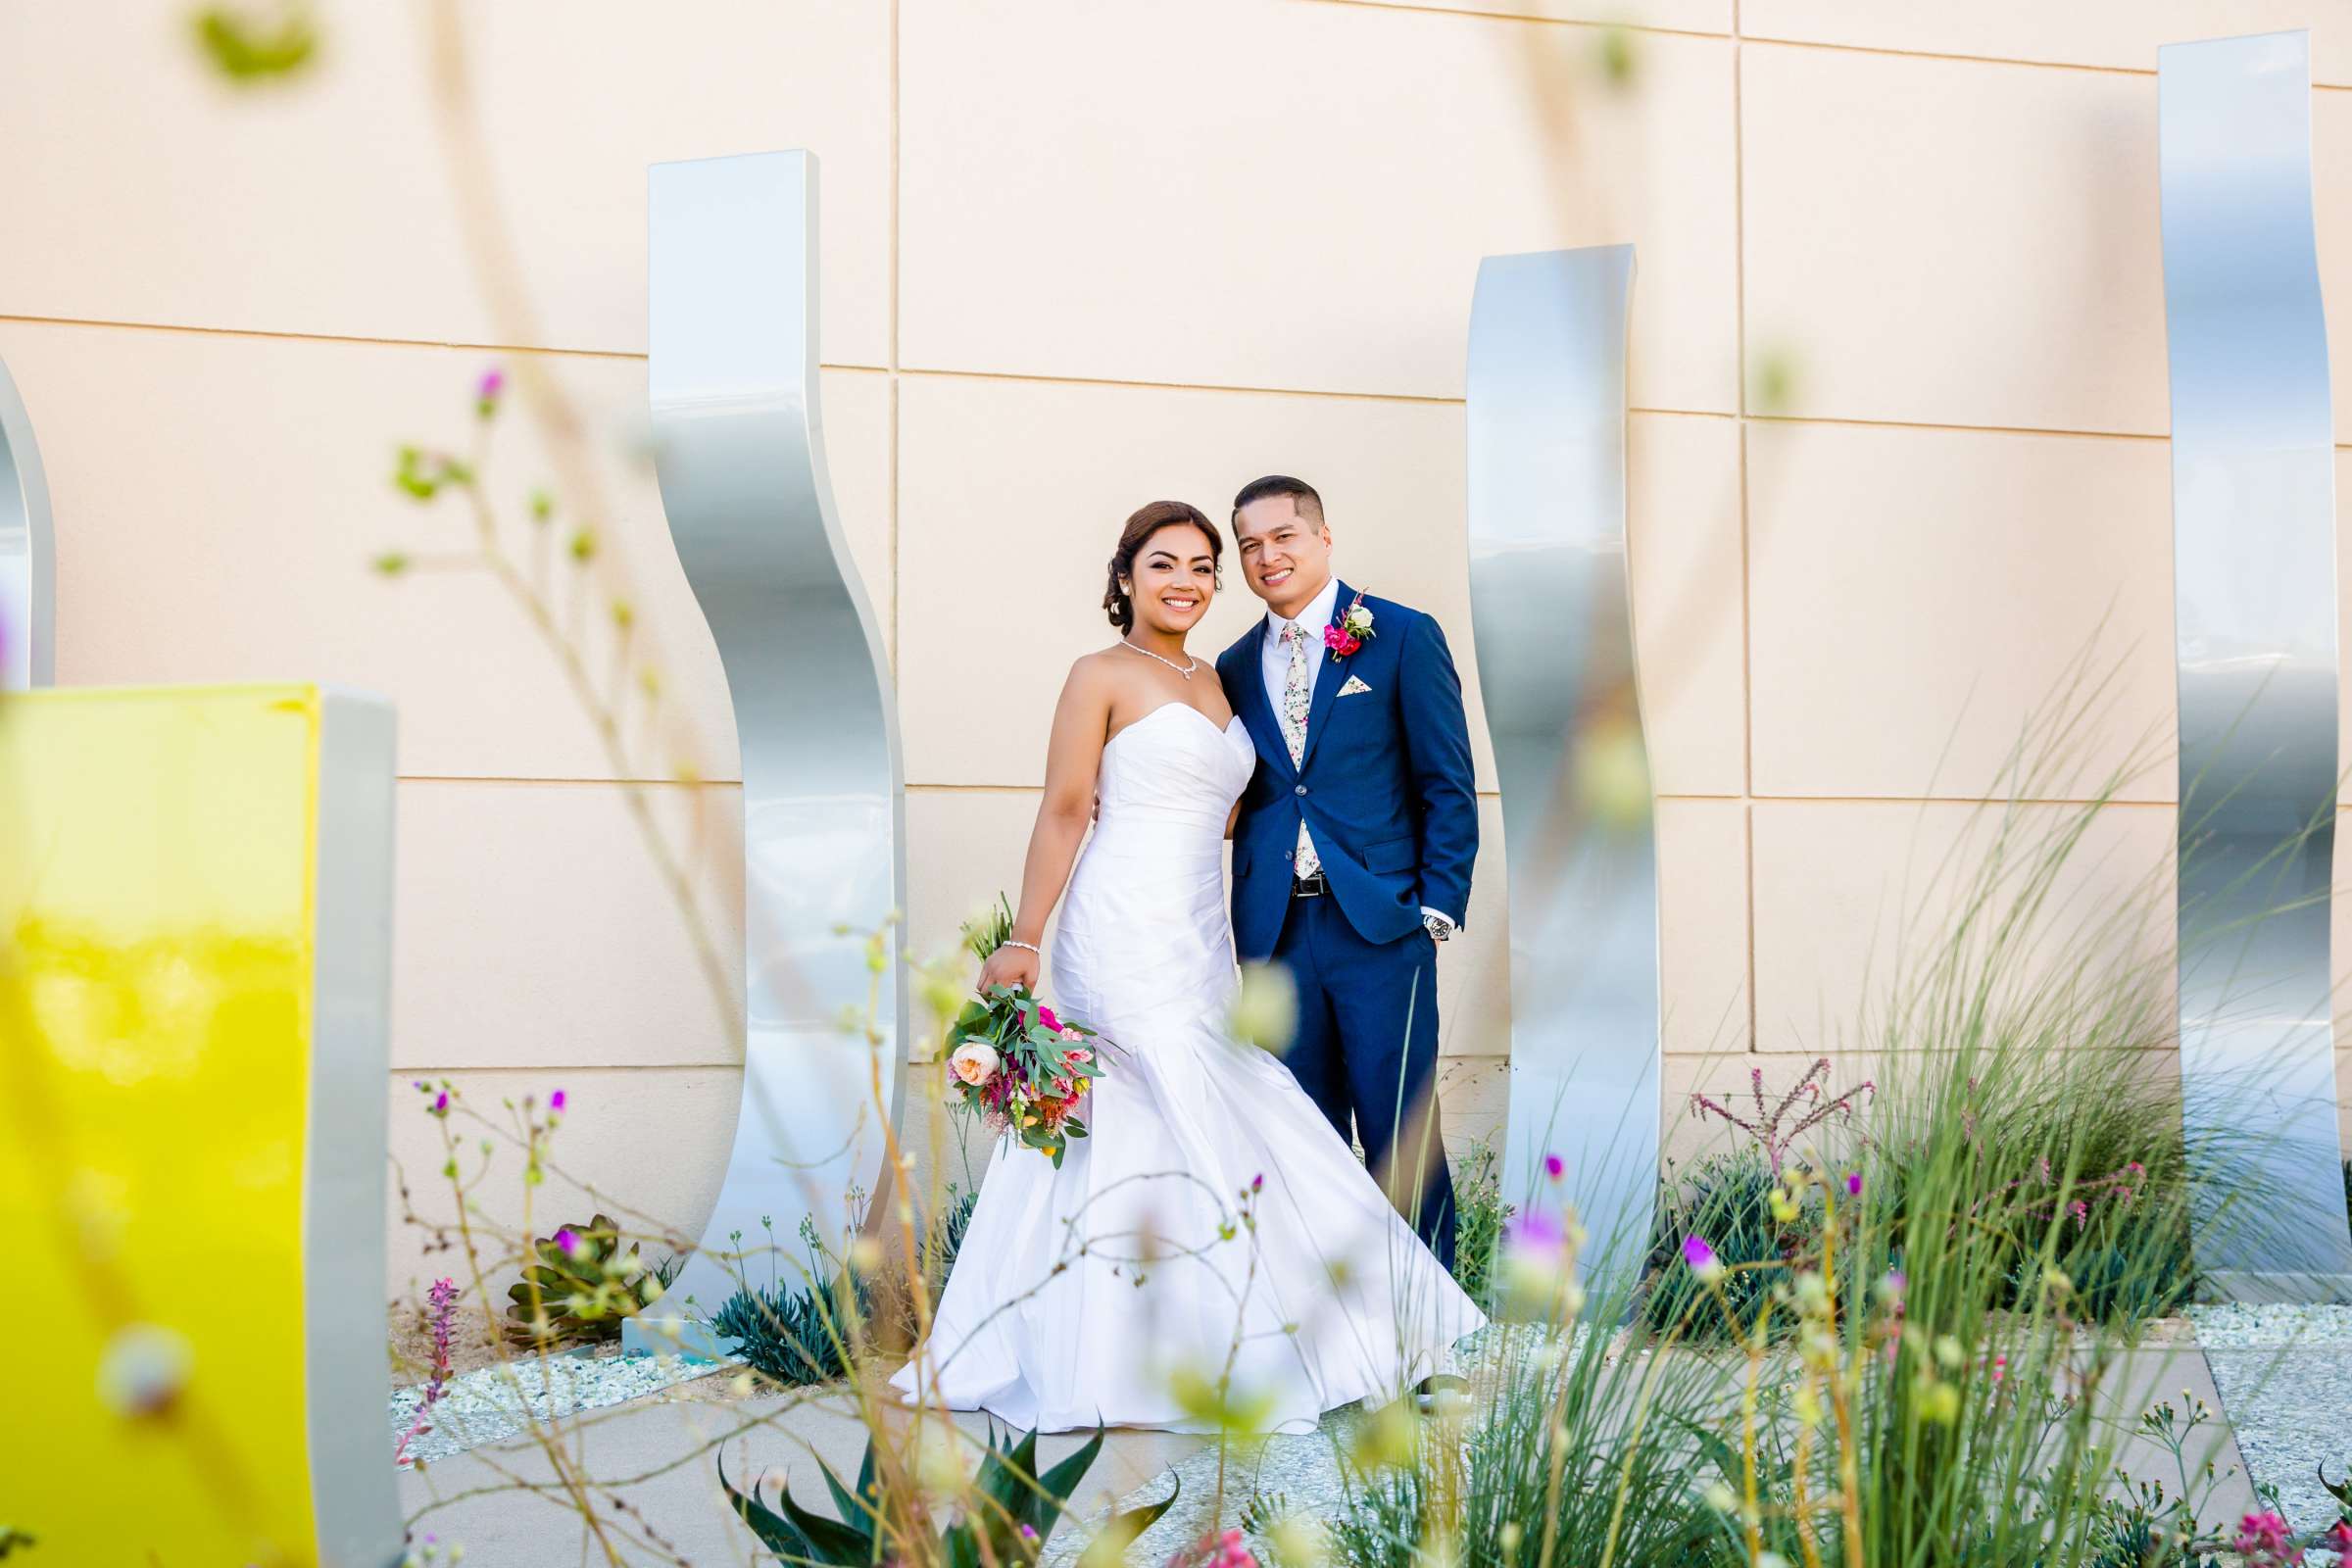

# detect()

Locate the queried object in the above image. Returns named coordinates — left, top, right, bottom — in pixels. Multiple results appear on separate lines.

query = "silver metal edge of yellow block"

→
left=309, top=687, right=404, bottom=1564
left=1466, top=245, right=1660, bottom=1296
left=2160, top=30, right=2352, bottom=1298
left=0, top=354, right=54, bottom=690
left=632, top=151, right=908, bottom=1352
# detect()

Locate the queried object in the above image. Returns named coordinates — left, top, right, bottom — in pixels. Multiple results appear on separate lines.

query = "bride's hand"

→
left=977, top=943, right=1040, bottom=997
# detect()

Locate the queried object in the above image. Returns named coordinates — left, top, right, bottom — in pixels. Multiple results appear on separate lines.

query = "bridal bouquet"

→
left=943, top=898, right=1105, bottom=1168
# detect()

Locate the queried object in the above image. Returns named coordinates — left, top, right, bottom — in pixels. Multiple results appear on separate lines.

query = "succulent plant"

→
left=504, top=1213, right=666, bottom=1345
left=719, top=1423, right=1177, bottom=1567
left=710, top=1269, right=874, bottom=1388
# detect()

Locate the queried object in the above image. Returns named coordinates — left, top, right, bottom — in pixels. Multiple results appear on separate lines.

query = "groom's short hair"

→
left=1232, top=474, right=1324, bottom=529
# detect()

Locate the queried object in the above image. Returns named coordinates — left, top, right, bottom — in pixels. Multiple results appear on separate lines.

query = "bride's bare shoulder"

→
left=1056, top=648, right=1134, bottom=706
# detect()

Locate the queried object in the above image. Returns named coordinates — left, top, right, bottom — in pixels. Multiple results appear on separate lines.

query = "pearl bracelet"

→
left=1000, top=940, right=1042, bottom=956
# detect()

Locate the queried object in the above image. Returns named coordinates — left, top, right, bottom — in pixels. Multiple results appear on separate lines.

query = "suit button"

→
left=1284, top=851, right=1295, bottom=861
left=1294, top=784, right=1307, bottom=796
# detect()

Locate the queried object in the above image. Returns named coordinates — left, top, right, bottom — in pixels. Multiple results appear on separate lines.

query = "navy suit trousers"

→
left=1271, top=890, right=1456, bottom=1269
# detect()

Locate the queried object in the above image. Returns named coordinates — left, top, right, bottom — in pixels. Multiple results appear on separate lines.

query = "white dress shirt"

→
left=1256, top=575, right=1456, bottom=937
left=1258, top=574, right=1344, bottom=717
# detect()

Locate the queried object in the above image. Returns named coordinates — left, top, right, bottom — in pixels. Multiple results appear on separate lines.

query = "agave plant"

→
left=504, top=1213, right=666, bottom=1344
left=719, top=1424, right=1177, bottom=1567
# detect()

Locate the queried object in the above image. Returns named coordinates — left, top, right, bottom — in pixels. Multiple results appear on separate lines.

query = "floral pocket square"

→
left=1338, top=675, right=1374, bottom=697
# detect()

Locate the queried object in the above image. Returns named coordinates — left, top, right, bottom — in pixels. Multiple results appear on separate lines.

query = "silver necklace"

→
left=1121, top=640, right=1197, bottom=680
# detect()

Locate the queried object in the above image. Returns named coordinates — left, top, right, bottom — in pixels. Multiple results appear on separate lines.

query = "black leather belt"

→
left=1292, top=873, right=1328, bottom=898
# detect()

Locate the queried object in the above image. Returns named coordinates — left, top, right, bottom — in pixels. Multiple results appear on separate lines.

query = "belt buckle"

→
left=1293, top=873, right=1326, bottom=898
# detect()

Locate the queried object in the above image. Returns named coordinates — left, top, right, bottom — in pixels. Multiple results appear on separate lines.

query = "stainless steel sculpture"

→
left=632, top=151, right=907, bottom=1351
left=310, top=688, right=404, bottom=1562
left=2160, top=29, right=2352, bottom=1298
left=0, top=355, right=53, bottom=690
left=1466, top=246, right=1659, bottom=1291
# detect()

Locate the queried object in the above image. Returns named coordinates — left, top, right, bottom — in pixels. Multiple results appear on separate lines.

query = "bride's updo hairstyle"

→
left=1102, top=500, right=1223, bottom=632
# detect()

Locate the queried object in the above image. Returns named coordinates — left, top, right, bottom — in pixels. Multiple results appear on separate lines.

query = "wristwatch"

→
left=1423, top=913, right=1452, bottom=943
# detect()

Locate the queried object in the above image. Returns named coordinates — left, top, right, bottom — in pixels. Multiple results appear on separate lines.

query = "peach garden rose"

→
left=949, top=1039, right=1002, bottom=1087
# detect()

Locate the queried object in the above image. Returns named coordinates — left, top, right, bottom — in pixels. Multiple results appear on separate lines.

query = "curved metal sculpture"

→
left=0, top=354, right=54, bottom=689
left=2160, top=29, right=2352, bottom=1298
left=635, top=151, right=907, bottom=1350
left=1466, top=245, right=1659, bottom=1292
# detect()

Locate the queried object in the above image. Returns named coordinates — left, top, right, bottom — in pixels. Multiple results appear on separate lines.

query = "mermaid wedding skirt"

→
left=891, top=704, right=1483, bottom=1433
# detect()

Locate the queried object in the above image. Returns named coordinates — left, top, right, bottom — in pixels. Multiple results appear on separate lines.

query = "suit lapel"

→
left=1297, top=579, right=1354, bottom=771
left=1229, top=625, right=1296, bottom=779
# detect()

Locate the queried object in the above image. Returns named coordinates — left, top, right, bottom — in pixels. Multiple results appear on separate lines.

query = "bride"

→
left=891, top=500, right=1483, bottom=1435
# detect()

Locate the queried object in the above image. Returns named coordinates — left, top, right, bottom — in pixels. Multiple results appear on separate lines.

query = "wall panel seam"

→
left=1276, top=0, right=2351, bottom=89
left=0, top=311, right=894, bottom=371
left=10, top=317, right=2346, bottom=455
left=1296, top=0, right=1731, bottom=44
left=388, top=779, right=2213, bottom=808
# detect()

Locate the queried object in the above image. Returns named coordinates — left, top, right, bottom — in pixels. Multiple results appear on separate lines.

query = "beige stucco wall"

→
left=3, top=1, right=2349, bottom=1296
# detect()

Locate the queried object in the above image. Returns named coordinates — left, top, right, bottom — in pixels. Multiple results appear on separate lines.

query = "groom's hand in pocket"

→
left=978, top=943, right=1040, bottom=997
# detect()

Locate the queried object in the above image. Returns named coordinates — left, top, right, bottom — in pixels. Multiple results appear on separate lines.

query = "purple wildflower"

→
left=1544, top=1152, right=1566, bottom=1181
left=550, top=1088, right=566, bottom=1114
left=1505, top=1209, right=1566, bottom=1252
left=1845, top=1170, right=1863, bottom=1198
left=557, top=1227, right=581, bottom=1256
left=1682, top=1233, right=1723, bottom=1279
left=475, top=368, right=505, bottom=417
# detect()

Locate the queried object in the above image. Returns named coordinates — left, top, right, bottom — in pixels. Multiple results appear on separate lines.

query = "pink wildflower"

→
left=1544, top=1152, right=1566, bottom=1181
left=395, top=1278, right=460, bottom=1466
left=550, top=1088, right=566, bottom=1113
left=2233, top=1511, right=2302, bottom=1567
left=1168, top=1528, right=1257, bottom=1568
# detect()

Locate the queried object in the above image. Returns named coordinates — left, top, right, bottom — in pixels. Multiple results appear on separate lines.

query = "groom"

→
left=1217, top=475, right=1478, bottom=1267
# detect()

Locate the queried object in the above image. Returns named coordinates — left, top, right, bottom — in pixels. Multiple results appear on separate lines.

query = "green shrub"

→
left=1642, top=1152, right=1807, bottom=1341
left=1447, top=1137, right=1510, bottom=1310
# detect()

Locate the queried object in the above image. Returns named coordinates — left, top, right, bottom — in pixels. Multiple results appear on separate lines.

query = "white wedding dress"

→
left=892, top=703, right=1484, bottom=1433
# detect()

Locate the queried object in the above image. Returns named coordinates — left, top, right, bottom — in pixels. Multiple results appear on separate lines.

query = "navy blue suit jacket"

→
left=1217, top=582, right=1479, bottom=959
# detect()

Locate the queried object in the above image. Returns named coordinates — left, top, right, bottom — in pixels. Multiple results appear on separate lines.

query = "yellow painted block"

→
left=0, top=684, right=398, bottom=1567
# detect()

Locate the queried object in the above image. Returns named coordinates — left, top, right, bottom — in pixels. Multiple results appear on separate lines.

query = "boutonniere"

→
left=1324, top=592, right=1375, bottom=663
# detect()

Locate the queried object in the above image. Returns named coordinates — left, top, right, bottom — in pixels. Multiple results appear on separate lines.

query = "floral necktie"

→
left=1278, top=621, right=1322, bottom=882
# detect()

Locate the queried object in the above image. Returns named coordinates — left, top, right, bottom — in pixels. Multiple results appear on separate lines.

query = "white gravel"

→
left=2187, top=1302, right=2352, bottom=1348
left=390, top=1348, right=713, bottom=1467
